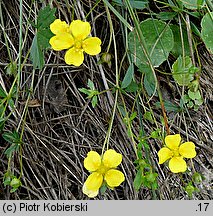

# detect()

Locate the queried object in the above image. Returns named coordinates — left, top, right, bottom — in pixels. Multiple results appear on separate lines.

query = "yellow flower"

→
left=49, top=19, right=101, bottom=66
left=83, top=149, right=125, bottom=198
left=158, top=134, right=196, bottom=173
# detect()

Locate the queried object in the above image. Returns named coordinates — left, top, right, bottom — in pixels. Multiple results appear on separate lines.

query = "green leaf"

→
left=113, top=0, right=148, bottom=9
left=121, top=63, right=134, bottom=89
left=156, top=12, right=177, bottom=21
left=138, top=65, right=157, bottom=96
left=30, top=6, right=56, bottom=69
left=3, top=172, right=11, bottom=186
left=100, top=183, right=108, bottom=195
left=133, top=169, right=143, bottom=191
left=30, top=35, right=45, bottom=70
left=4, top=144, right=20, bottom=158
left=172, top=56, right=197, bottom=86
left=155, top=101, right=181, bottom=112
left=125, top=81, right=138, bottom=93
left=91, top=96, right=98, bottom=108
left=180, top=0, right=204, bottom=10
left=2, top=131, right=21, bottom=144
left=79, top=88, right=91, bottom=95
left=6, top=61, right=17, bottom=76
left=0, top=118, right=5, bottom=131
left=0, top=86, right=7, bottom=98
left=37, top=6, right=56, bottom=29
left=37, top=28, right=54, bottom=49
left=170, top=24, right=191, bottom=58
left=128, top=18, right=174, bottom=67
left=201, top=12, right=213, bottom=54
left=188, top=89, right=201, bottom=100
left=143, top=111, right=154, bottom=124
left=87, top=79, right=95, bottom=90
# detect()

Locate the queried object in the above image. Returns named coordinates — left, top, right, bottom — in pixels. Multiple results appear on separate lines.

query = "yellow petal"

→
left=165, top=134, right=181, bottom=150
left=64, top=47, right=84, bottom=66
left=179, top=142, right=196, bottom=158
left=169, top=157, right=187, bottom=173
left=84, top=151, right=101, bottom=172
left=82, top=184, right=99, bottom=198
left=49, top=33, right=74, bottom=51
left=103, top=149, right=122, bottom=168
left=83, top=37, right=101, bottom=55
left=104, top=169, right=125, bottom=187
left=70, top=20, right=91, bottom=40
left=158, top=147, right=173, bottom=164
left=50, top=19, right=69, bottom=35
left=84, top=172, right=103, bottom=192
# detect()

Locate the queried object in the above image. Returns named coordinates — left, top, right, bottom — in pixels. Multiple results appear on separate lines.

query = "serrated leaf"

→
left=128, top=18, right=174, bottom=67
left=37, top=28, right=54, bottom=49
left=79, top=88, right=91, bottom=95
left=37, top=6, right=56, bottom=30
left=30, top=35, right=45, bottom=70
left=172, top=56, right=196, bottom=86
left=201, top=12, right=213, bottom=54
left=121, top=63, right=134, bottom=89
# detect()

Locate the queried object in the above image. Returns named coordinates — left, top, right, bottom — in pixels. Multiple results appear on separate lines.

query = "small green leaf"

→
left=172, top=56, right=197, bottom=86
left=30, top=35, right=45, bottom=69
left=91, top=96, right=98, bottom=108
left=188, top=89, right=201, bottom=100
left=3, top=172, right=11, bottom=186
left=121, top=63, right=134, bottom=89
left=87, top=79, right=95, bottom=90
left=2, top=131, right=21, bottom=144
left=133, top=169, right=143, bottom=191
left=0, top=86, right=7, bottom=98
left=143, top=111, right=154, bottom=124
left=4, top=144, right=20, bottom=158
left=156, top=12, right=177, bottom=21
left=100, top=183, right=108, bottom=195
left=130, top=111, right=137, bottom=121
left=6, top=62, right=17, bottom=76
left=201, top=12, right=213, bottom=53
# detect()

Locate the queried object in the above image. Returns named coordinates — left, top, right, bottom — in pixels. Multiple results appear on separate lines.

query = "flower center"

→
left=74, top=40, right=83, bottom=49
left=172, top=147, right=180, bottom=157
left=97, top=163, right=109, bottom=175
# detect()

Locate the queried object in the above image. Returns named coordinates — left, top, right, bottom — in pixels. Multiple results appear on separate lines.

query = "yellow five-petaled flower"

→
left=83, top=149, right=125, bottom=198
left=158, top=134, right=196, bottom=173
left=49, top=19, right=101, bottom=66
